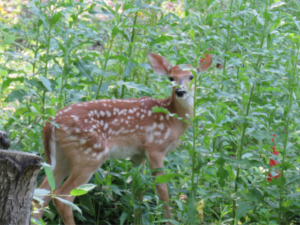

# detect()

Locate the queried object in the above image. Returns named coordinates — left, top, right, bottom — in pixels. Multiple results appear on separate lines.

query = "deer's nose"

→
left=175, top=87, right=186, bottom=97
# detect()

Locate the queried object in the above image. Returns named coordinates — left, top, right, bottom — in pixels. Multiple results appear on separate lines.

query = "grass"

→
left=1, top=0, right=300, bottom=224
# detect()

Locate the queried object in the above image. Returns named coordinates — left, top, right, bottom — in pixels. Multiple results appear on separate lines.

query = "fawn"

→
left=34, top=52, right=213, bottom=224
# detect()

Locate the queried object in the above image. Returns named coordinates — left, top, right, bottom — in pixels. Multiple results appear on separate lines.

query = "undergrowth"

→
left=1, top=0, right=300, bottom=224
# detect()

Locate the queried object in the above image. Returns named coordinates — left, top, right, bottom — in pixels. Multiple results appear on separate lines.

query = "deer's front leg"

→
left=147, top=150, right=172, bottom=223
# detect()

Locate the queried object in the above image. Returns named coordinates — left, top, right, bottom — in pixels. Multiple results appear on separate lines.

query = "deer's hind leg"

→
left=33, top=145, right=71, bottom=220
left=53, top=146, right=109, bottom=225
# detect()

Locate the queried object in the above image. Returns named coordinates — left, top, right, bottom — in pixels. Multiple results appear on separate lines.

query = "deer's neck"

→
left=162, top=92, right=194, bottom=131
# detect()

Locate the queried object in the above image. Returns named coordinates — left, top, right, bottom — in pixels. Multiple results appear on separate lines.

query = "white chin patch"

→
left=176, top=93, right=194, bottom=108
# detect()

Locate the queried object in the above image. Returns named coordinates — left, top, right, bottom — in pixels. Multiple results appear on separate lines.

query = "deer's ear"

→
left=198, top=50, right=213, bottom=72
left=147, top=53, right=172, bottom=75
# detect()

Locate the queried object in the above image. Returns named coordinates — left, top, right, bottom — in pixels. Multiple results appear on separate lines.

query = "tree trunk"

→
left=0, top=150, right=42, bottom=225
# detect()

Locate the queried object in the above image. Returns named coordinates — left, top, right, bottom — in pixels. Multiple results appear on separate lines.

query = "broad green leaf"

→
left=34, top=188, right=50, bottom=196
left=32, top=196, right=45, bottom=205
left=2, top=77, right=24, bottom=90
left=109, top=54, right=129, bottom=63
left=270, top=1, right=286, bottom=9
left=154, top=173, right=184, bottom=184
left=50, top=12, right=62, bottom=27
left=154, top=34, right=175, bottom=44
left=40, top=76, right=52, bottom=92
left=71, top=184, right=97, bottom=196
left=5, top=89, right=28, bottom=102
left=42, top=163, right=55, bottom=191
left=123, top=61, right=134, bottom=78
left=79, top=194, right=95, bottom=216
left=76, top=183, right=97, bottom=192
left=236, top=203, right=255, bottom=221
left=0, top=70, right=8, bottom=76
left=54, top=197, right=82, bottom=214
left=120, top=212, right=127, bottom=225
left=14, top=107, right=29, bottom=116
left=74, top=60, right=96, bottom=82
left=153, top=219, right=181, bottom=225
left=116, top=81, right=151, bottom=93
left=30, top=217, right=45, bottom=225
left=70, top=189, right=87, bottom=196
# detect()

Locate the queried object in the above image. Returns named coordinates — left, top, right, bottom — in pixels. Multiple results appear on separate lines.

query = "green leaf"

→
left=70, top=189, right=87, bottom=196
left=236, top=203, right=255, bottom=221
left=77, top=183, right=97, bottom=192
left=34, top=188, right=51, bottom=196
left=120, top=212, right=127, bottom=225
left=154, top=173, right=184, bottom=184
left=50, top=12, right=62, bottom=27
left=5, top=89, right=28, bottom=102
left=40, top=76, right=52, bottom=92
left=154, top=34, right=175, bottom=44
left=14, top=107, right=29, bottom=116
left=123, top=61, right=134, bottom=78
left=54, top=197, right=82, bottom=214
left=270, top=1, right=286, bottom=9
left=79, top=194, right=95, bottom=216
left=109, top=54, right=129, bottom=63
left=0, top=70, right=8, bottom=76
left=70, top=184, right=97, bottom=196
left=74, top=60, right=96, bottom=82
left=153, top=219, right=181, bottom=225
left=31, top=217, right=45, bottom=225
left=3, top=34, right=17, bottom=45
left=2, top=77, right=24, bottom=90
left=284, top=175, right=300, bottom=186
left=112, top=26, right=121, bottom=38
left=217, top=165, right=229, bottom=187
left=42, top=163, right=55, bottom=191
left=116, top=81, right=151, bottom=93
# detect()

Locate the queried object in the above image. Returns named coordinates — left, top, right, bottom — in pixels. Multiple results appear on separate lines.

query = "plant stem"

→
left=43, top=7, right=53, bottom=118
left=121, top=10, right=139, bottom=99
left=95, top=36, right=114, bottom=99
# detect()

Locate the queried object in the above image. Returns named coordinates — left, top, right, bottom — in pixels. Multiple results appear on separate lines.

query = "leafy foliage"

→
left=1, top=0, right=300, bottom=224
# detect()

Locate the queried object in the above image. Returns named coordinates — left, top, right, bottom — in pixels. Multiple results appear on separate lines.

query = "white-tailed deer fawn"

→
left=34, top=52, right=212, bottom=224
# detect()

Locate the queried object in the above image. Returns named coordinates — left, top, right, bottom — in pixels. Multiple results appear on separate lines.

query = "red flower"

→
left=268, top=134, right=281, bottom=182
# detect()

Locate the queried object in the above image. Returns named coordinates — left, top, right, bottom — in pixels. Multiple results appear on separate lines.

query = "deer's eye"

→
left=169, top=77, right=175, bottom=81
left=189, top=75, right=194, bottom=80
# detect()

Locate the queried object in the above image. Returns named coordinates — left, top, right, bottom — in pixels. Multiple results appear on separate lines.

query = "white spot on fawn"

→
left=164, top=128, right=171, bottom=139
left=84, top=148, right=92, bottom=154
left=154, top=131, right=161, bottom=136
left=94, top=143, right=101, bottom=149
left=158, top=123, right=164, bottom=130
left=71, top=115, right=79, bottom=121
left=74, top=128, right=81, bottom=133
left=69, top=136, right=77, bottom=141
left=104, top=123, right=108, bottom=131
left=106, top=110, right=111, bottom=117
